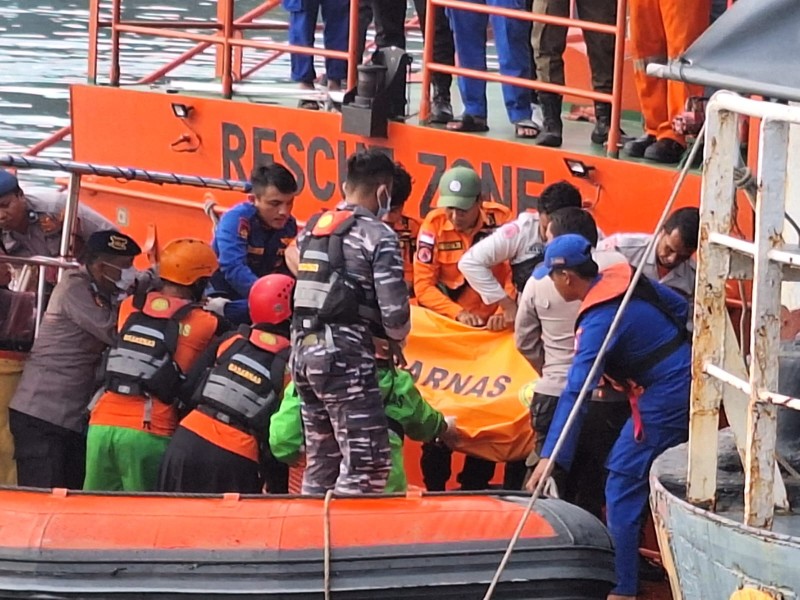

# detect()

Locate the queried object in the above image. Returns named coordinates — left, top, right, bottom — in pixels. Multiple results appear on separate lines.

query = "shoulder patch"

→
left=418, top=231, right=435, bottom=246
left=417, top=245, right=433, bottom=264
left=501, top=222, right=520, bottom=239
left=38, top=213, right=62, bottom=234
left=238, top=218, right=250, bottom=240
left=312, top=210, right=352, bottom=236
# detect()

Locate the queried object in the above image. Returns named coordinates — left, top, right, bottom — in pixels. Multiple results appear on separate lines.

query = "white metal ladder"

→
left=688, top=91, right=800, bottom=529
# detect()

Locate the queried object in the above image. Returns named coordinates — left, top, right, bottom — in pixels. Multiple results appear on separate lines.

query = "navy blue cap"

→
left=86, top=230, right=141, bottom=256
left=533, top=234, right=593, bottom=279
left=0, top=171, right=20, bottom=197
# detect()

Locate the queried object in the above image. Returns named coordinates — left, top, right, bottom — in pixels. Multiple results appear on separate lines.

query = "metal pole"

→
left=110, top=0, right=122, bottom=86
left=419, top=0, right=437, bottom=123
left=35, top=265, right=46, bottom=338
left=0, top=155, right=250, bottom=193
left=346, top=0, right=360, bottom=91
left=606, top=0, right=627, bottom=158
left=220, top=0, right=235, bottom=99
left=58, top=173, right=82, bottom=280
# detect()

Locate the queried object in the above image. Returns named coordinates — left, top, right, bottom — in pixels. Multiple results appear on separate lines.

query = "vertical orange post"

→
left=87, top=0, right=100, bottom=85
left=110, top=0, right=122, bottom=86
left=346, top=0, right=361, bottom=91
left=418, top=0, right=437, bottom=123
left=220, top=0, right=235, bottom=98
left=606, top=0, right=627, bottom=158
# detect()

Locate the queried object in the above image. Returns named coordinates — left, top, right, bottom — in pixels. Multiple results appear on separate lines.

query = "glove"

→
left=204, top=297, right=231, bottom=317
left=437, top=416, right=460, bottom=448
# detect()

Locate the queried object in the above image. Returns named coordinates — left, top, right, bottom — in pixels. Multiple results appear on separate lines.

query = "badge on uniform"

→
left=38, top=213, right=62, bottom=234
left=238, top=218, right=250, bottom=240
left=502, top=223, right=520, bottom=239
left=417, top=232, right=435, bottom=264
left=417, top=244, right=433, bottom=264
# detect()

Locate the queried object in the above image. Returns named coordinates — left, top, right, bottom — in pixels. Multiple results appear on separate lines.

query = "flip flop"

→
left=514, top=119, right=541, bottom=139
left=297, top=99, right=320, bottom=111
left=446, top=114, right=489, bottom=133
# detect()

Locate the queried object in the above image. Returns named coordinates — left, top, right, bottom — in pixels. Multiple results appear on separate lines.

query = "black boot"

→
left=591, top=102, right=611, bottom=145
left=537, top=93, right=563, bottom=148
left=429, top=85, right=454, bottom=124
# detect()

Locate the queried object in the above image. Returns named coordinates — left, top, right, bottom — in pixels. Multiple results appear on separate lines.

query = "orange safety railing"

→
left=419, top=0, right=628, bottom=157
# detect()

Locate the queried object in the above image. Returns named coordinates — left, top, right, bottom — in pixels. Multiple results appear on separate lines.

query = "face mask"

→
left=376, top=189, right=392, bottom=220
left=103, top=264, right=138, bottom=294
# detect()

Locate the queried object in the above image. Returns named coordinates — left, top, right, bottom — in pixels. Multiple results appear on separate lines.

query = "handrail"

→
left=0, top=155, right=250, bottom=192
left=419, top=0, right=628, bottom=157
left=0, top=255, right=81, bottom=270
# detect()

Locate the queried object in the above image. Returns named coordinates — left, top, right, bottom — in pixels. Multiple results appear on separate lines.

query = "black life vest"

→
left=196, top=326, right=290, bottom=435
left=102, top=293, right=198, bottom=402
left=293, top=209, right=380, bottom=333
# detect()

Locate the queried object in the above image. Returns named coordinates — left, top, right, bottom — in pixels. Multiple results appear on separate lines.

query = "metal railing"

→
left=419, top=0, right=628, bottom=157
left=29, top=0, right=632, bottom=159
left=688, top=91, right=800, bottom=529
left=0, top=155, right=250, bottom=338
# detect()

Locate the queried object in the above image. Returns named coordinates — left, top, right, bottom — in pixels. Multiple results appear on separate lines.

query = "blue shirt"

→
left=542, top=275, right=691, bottom=470
left=210, top=201, right=297, bottom=301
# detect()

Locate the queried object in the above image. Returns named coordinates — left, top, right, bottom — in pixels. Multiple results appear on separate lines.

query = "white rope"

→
left=323, top=489, right=334, bottom=600
left=482, top=125, right=708, bottom=600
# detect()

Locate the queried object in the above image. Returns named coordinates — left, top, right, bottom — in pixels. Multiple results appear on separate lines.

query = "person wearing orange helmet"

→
left=83, top=238, right=222, bottom=492
left=157, top=274, right=295, bottom=494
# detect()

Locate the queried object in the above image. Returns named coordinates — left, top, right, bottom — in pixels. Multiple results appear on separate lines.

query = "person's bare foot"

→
left=327, top=79, right=342, bottom=92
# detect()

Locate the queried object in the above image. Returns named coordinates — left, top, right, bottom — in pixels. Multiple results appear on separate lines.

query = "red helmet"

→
left=249, top=274, right=295, bottom=325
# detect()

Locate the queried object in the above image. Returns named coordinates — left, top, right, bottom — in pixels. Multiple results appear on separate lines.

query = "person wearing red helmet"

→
left=156, top=274, right=295, bottom=494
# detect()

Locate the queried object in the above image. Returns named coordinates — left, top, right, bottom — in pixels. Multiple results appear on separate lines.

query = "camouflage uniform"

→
left=292, top=204, right=410, bottom=495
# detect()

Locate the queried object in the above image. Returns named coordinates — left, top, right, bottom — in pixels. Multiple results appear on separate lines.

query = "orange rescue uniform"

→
left=414, top=202, right=514, bottom=322
left=393, top=214, right=421, bottom=293
left=89, top=294, right=219, bottom=437
left=629, top=0, right=710, bottom=143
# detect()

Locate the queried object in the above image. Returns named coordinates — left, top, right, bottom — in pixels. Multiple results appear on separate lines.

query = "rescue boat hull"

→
left=650, top=431, right=800, bottom=599
left=0, top=488, right=614, bottom=599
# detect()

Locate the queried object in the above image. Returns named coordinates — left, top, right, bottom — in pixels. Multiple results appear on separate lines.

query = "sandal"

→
left=297, top=99, right=320, bottom=111
left=447, top=114, right=489, bottom=133
left=514, top=119, right=541, bottom=139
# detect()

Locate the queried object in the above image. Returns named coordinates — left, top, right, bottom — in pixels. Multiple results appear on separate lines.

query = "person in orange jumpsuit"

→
left=414, top=165, right=513, bottom=491
left=381, top=162, right=420, bottom=296
left=623, top=0, right=710, bottom=164
left=413, top=165, right=514, bottom=330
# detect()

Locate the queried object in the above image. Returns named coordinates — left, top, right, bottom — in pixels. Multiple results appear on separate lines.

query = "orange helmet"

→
left=249, top=274, right=294, bottom=325
left=159, top=239, right=218, bottom=286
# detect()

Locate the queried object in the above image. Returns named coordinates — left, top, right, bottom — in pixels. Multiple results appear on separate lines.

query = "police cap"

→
left=86, top=230, right=142, bottom=257
left=0, top=171, right=20, bottom=197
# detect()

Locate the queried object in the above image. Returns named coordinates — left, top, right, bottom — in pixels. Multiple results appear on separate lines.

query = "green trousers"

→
left=83, top=425, right=170, bottom=492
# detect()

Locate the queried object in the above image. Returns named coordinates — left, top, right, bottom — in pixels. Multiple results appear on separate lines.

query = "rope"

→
left=481, top=122, right=707, bottom=600
left=0, top=154, right=250, bottom=192
left=323, top=489, right=334, bottom=600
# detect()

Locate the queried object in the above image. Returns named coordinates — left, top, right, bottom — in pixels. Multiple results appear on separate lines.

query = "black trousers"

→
left=157, top=427, right=262, bottom=494
left=357, top=0, right=456, bottom=93
left=420, top=442, right=497, bottom=491
left=530, top=392, right=630, bottom=519
left=9, top=409, right=86, bottom=489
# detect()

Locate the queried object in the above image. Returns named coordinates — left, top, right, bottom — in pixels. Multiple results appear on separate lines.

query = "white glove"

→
left=204, top=297, right=230, bottom=316
left=438, top=416, right=460, bottom=448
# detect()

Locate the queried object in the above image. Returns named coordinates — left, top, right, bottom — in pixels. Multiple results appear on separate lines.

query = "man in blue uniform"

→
left=526, top=234, right=690, bottom=600
left=209, top=164, right=298, bottom=324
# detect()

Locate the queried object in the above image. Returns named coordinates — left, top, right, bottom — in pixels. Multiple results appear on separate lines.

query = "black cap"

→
left=86, top=230, right=141, bottom=256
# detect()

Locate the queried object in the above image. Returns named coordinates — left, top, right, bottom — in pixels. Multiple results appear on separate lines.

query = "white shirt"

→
left=459, top=212, right=545, bottom=305
left=514, top=250, right=628, bottom=397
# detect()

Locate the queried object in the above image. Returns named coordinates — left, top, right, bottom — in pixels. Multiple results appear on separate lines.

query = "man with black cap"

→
left=9, top=230, right=141, bottom=489
left=0, top=170, right=114, bottom=260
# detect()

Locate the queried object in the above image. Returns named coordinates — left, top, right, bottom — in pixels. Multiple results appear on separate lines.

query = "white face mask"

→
left=376, top=189, right=392, bottom=220
left=103, top=263, right=138, bottom=294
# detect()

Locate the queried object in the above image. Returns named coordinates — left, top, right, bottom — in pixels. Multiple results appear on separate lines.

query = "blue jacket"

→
left=210, top=201, right=297, bottom=301
left=541, top=264, right=691, bottom=470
